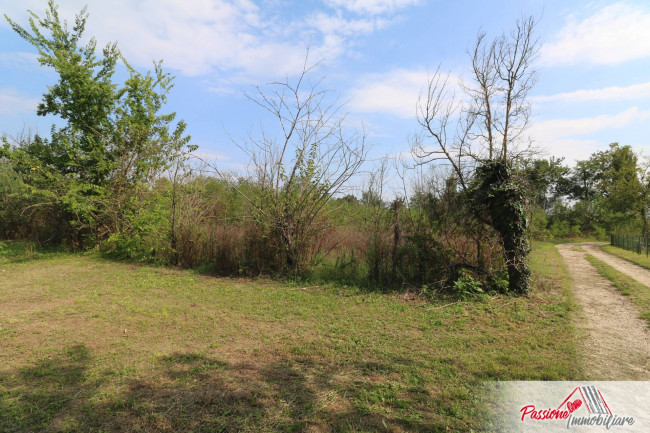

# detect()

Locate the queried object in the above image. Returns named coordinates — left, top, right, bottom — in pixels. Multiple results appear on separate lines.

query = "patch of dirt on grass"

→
left=557, top=243, right=650, bottom=380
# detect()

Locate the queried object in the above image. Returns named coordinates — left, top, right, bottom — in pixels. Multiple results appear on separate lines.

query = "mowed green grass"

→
left=0, top=241, right=580, bottom=432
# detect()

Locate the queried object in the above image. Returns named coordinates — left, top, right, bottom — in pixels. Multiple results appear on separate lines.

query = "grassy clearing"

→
left=0, top=241, right=580, bottom=432
left=585, top=254, right=650, bottom=327
left=601, top=244, right=650, bottom=270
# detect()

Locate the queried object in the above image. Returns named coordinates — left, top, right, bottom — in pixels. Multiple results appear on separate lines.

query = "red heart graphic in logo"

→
left=567, top=399, right=582, bottom=413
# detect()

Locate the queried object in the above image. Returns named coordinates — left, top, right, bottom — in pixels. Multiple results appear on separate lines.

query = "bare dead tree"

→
left=412, top=68, right=475, bottom=190
left=412, top=16, right=540, bottom=187
left=411, top=16, right=540, bottom=293
left=235, top=56, right=369, bottom=273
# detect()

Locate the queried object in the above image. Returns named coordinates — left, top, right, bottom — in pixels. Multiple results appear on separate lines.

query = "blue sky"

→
left=2, top=0, right=650, bottom=172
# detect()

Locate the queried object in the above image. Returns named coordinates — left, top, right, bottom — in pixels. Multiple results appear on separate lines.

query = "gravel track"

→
left=556, top=243, right=649, bottom=380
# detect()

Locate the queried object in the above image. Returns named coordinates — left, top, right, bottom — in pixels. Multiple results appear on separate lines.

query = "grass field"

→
left=586, top=254, right=650, bottom=327
left=0, top=241, right=580, bottom=432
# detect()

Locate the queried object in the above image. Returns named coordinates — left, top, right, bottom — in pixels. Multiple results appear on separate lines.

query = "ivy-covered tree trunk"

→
left=473, top=161, right=531, bottom=294
left=502, top=227, right=531, bottom=295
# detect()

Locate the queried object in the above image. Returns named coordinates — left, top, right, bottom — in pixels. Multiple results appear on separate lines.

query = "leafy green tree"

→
left=568, top=158, right=600, bottom=202
left=4, top=1, right=192, bottom=246
left=522, top=157, right=571, bottom=212
left=593, top=144, right=641, bottom=212
left=5, top=2, right=119, bottom=184
left=550, top=143, right=646, bottom=237
left=591, top=143, right=644, bottom=234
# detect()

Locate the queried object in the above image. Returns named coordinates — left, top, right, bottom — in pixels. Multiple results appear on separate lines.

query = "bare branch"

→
left=413, top=15, right=540, bottom=186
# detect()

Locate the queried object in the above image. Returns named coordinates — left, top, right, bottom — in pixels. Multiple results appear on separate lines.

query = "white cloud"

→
left=306, top=11, right=390, bottom=36
left=2, top=0, right=414, bottom=82
left=538, top=138, right=601, bottom=165
left=533, top=107, right=650, bottom=137
left=325, top=0, right=420, bottom=15
left=348, top=69, right=428, bottom=118
left=207, top=85, right=237, bottom=96
left=0, top=88, right=40, bottom=114
left=541, top=2, right=650, bottom=66
left=530, top=107, right=650, bottom=162
left=348, top=68, right=462, bottom=118
left=534, top=82, right=650, bottom=103
left=349, top=69, right=426, bottom=118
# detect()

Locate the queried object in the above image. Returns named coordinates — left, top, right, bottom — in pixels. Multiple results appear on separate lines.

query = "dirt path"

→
left=582, top=243, right=650, bottom=286
left=556, top=243, right=650, bottom=380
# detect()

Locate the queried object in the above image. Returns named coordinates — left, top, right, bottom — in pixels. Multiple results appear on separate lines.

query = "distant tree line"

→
left=523, top=143, right=650, bottom=240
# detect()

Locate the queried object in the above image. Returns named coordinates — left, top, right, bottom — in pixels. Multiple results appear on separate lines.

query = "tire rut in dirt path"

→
left=556, top=243, right=649, bottom=380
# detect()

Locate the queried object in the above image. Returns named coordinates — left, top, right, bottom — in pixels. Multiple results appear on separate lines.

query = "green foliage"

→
left=100, top=186, right=171, bottom=262
left=541, top=144, right=648, bottom=238
left=523, top=144, right=650, bottom=241
left=103, top=232, right=148, bottom=260
left=528, top=206, right=549, bottom=239
left=548, top=220, right=581, bottom=239
left=365, top=230, right=392, bottom=284
left=5, top=1, right=119, bottom=184
left=0, top=240, right=66, bottom=264
left=397, top=231, right=453, bottom=285
left=3, top=2, right=192, bottom=249
left=522, top=156, right=571, bottom=212
left=1, top=3, right=525, bottom=294
left=472, top=160, right=531, bottom=294
left=489, top=272, right=510, bottom=293
left=308, top=249, right=366, bottom=287
left=593, top=144, right=642, bottom=213
left=453, top=269, right=484, bottom=298
left=0, top=159, right=28, bottom=239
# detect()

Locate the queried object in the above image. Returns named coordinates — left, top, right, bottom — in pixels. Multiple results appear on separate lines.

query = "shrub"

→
left=453, top=269, right=484, bottom=298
